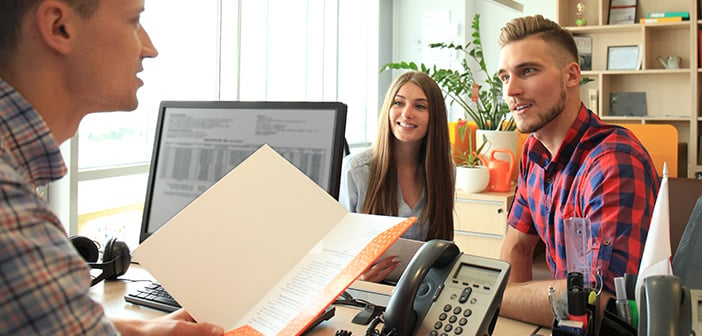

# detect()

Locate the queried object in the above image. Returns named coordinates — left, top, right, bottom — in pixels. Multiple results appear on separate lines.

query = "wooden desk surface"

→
left=91, top=264, right=546, bottom=335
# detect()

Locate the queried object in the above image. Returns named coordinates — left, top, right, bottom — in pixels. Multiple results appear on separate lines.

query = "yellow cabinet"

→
left=453, top=190, right=514, bottom=259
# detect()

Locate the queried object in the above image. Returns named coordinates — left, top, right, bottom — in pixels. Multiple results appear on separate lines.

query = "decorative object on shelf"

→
left=574, top=36, right=592, bottom=71
left=608, top=0, right=637, bottom=25
left=580, top=77, right=595, bottom=86
left=381, top=14, right=514, bottom=132
left=607, top=45, right=641, bottom=70
left=610, top=92, right=646, bottom=117
left=656, top=55, right=682, bottom=69
left=575, top=1, right=587, bottom=26
left=588, top=89, right=599, bottom=114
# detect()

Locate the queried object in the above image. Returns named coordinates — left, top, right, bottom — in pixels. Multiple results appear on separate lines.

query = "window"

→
left=51, top=0, right=382, bottom=249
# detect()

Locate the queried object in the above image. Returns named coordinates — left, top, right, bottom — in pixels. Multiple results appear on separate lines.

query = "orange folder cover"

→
left=134, top=145, right=416, bottom=335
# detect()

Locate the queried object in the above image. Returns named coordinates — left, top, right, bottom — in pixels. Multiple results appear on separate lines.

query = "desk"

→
left=91, top=264, right=547, bottom=335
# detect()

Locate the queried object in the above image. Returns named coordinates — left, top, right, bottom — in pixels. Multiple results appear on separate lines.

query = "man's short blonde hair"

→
left=498, top=14, right=578, bottom=66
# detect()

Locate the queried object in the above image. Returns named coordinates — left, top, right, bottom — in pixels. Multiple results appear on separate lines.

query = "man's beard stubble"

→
left=515, top=84, right=567, bottom=134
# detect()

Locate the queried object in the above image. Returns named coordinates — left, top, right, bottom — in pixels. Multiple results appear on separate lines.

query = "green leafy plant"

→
left=381, top=14, right=514, bottom=131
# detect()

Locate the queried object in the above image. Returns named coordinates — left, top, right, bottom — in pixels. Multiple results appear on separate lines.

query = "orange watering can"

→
left=485, top=149, right=515, bottom=192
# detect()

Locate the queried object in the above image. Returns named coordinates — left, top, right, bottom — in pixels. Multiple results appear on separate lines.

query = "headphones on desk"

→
left=70, top=236, right=131, bottom=286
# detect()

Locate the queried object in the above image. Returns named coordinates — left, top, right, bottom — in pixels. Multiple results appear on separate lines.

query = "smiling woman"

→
left=339, top=71, right=455, bottom=282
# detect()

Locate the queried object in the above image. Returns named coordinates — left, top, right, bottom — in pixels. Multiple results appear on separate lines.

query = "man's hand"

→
left=358, top=256, right=400, bottom=282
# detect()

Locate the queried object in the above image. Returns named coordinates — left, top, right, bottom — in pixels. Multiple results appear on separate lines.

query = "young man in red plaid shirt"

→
left=496, top=15, right=659, bottom=327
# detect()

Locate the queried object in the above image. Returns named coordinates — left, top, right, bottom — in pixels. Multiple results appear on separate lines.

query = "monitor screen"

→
left=139, top=101, right=347, bottom=242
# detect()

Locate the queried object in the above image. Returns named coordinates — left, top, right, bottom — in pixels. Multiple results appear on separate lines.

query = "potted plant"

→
left=454, top=120, right=490, bottom=193
left=381, top=14, right=517, bottom=164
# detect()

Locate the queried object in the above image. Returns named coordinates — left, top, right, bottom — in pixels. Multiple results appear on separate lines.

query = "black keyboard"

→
left=124, top=282, right=181, bottom=313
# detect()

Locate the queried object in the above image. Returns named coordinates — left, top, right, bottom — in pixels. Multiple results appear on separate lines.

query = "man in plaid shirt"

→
left=495, top=15, right=659, bottom=327
left=0, top=0, right=223, bottom=334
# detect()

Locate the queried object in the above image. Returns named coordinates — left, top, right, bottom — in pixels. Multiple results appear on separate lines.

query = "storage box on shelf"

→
left=453, top=189, right=514, bottom=259
left=557, top=0, right=699, bottom=177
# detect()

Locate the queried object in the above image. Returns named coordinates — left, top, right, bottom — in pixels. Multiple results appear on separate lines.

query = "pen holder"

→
left=599, top=298, right=636, bottom=336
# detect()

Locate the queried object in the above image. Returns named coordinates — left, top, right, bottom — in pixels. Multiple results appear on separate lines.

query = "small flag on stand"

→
left=634, top=162, right=674, bottom=313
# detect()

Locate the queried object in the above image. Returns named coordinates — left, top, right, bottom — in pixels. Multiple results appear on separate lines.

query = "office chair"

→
left=672, top=194, right=702, bottom=289
left=615, top=123, right=678, bottom=178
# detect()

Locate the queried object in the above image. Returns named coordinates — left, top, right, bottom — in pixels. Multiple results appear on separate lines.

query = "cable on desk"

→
left=334, top=291, right=371, bottom=308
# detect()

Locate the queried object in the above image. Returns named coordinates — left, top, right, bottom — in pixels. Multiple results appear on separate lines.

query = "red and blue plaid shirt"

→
left=508, top=104, right=659, bottom=293
left=0, top=78, right=117, bottom=335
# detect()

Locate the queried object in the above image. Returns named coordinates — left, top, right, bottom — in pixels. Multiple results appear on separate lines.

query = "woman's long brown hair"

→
left=362, top=71, right=454, bottom=240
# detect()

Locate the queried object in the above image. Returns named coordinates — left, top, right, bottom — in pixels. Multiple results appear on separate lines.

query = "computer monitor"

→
left=138, top=100, right=347, bottom=242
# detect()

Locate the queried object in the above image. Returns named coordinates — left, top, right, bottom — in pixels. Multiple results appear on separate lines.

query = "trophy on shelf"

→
left=575, top=1, right=587, bottom=26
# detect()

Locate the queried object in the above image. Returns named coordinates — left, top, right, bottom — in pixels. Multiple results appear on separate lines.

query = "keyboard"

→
left=124, top=282, right=181, bottom=313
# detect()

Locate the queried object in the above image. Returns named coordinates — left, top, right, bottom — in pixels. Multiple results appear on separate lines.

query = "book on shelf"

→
left=699, top=28, right=702, bottom=69
left=639, top=16, right=684, bottom=24
left=573, top=36, right=592, bottom=71
left=646, top=11, right=689, bottom=19
left=133, top=145, right=418, bottom=335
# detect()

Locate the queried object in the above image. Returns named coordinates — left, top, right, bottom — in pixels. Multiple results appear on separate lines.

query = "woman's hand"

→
left=358, top=256, right=400, bottom=282
left=111, top=309, right=224, bottom=336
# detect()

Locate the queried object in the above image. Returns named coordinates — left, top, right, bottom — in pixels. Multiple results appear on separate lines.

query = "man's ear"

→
left=35, top=0, right=76, bottom=55
left=563, top=62, right=582, bottom=89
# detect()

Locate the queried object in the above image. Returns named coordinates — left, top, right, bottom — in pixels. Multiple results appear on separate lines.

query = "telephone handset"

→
left=381, top=240, right=511, bottom=336
left=638, top=275, right=695, bottom=336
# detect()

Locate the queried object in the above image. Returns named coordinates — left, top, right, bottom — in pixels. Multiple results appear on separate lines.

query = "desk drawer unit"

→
left=453, top=190, right=514, bottom=259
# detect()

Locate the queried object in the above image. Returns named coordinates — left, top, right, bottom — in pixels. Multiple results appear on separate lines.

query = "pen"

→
left=614, top=277, right=632, bottom=325
left=548, top=285, right=559, bottom=320
left=624, top=273, right=639, bottom=328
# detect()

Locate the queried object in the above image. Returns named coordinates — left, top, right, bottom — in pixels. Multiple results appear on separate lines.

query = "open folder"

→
left=133, top=145, right=416, bottom=335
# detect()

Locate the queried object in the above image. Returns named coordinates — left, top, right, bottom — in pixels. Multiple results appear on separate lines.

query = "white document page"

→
left=133, top=145, right=414, bottom=333
left=238, top=213, right=409, bottom=334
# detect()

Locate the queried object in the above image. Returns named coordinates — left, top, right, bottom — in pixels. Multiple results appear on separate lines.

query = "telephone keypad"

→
left=432, top=285, right=479, bottom=335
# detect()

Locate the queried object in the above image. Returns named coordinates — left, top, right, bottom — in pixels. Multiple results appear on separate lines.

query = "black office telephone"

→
left=380, top=240, right=511, bottom=336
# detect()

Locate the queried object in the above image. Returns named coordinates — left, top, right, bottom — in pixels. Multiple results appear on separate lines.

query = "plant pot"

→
left=476, top=130, right=518, bottom=181
left=455, top=166, right=490, bottom=193
left=476, top=130, right=518, bottom=162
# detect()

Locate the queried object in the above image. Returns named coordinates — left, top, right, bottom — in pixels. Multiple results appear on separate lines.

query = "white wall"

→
left=389, top=0, right=557, bottom=120
left=469, top=0, right=557, bottom=75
